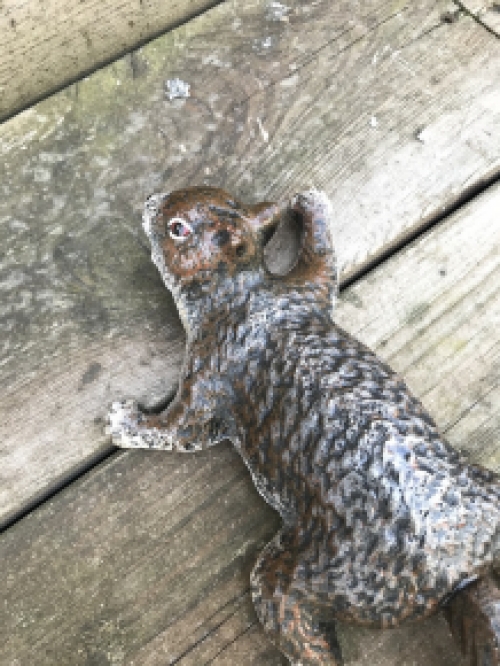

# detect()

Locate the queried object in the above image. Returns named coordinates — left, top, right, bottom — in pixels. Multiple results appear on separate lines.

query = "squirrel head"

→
left=142, top=186, right=337, bottom=332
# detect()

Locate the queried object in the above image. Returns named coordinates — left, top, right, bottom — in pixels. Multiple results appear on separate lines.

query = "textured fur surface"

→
left=107, top=187, right=500, bottom=665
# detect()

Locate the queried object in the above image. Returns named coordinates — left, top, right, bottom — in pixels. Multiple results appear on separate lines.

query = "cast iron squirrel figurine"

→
left=107, top=187, right=500, bottom=665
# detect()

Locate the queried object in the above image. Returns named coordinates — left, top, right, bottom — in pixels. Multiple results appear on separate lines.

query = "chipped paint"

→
left=165, top=78, right=191, bottom=100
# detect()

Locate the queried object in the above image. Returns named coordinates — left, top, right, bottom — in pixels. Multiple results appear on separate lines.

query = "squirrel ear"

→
left=262, top=206, right=303, bottom=277
left=288, top=190, right=336, bottom=275
left=249, top=191, right=337, bottom=283
left=247, top=201, right=297, bottom=276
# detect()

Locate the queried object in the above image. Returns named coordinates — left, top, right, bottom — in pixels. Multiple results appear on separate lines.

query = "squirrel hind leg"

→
left=250, top=527, right=344, bottom=665
left=443, top=573, right=500, bottom=666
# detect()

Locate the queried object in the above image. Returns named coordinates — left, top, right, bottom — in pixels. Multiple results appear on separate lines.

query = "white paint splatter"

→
left=165, top=78, right=190, bottom=101
left=256, top=118, right=269, bottom=142
left=267, top=1, right=290, bottom=21
left=202, top=54, right=231, bottom=68
left=253, top=36, right=274, bottom=52
left=415, top=127, right=428, bottom=143
left=280, top=73, right=299, bottom=88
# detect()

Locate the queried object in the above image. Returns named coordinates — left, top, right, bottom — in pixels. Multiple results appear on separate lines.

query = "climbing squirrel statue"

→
left=107, top=186, right=500, bottom=665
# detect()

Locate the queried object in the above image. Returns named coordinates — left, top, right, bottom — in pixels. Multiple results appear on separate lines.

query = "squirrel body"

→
left=107, top=187, right=500, bottom=665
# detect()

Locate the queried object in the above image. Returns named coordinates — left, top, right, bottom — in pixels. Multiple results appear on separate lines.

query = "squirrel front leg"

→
left=106, top=374, right=236, bottom=452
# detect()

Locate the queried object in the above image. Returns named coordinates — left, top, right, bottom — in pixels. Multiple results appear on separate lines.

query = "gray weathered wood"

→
left=0, top=0, right=225, bottom=122
left=3, top=180, right=500, bottom=665
left=459, top=0, right=500, bottom=36
left=2, top=0, right=500, bottom=528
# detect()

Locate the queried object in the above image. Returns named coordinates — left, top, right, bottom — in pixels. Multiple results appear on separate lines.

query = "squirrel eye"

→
left=168, top=217, right=193, bottom=241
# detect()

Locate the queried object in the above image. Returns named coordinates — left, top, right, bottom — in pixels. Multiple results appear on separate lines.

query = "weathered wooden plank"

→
left=0, top=0, right=226, bottom=122
left=0, top=0, right=366, bottom=528
left=2, top=0, right=500, bottom=526
left=3, top=181, right=500, bottom=665
left=459, top=1, right=500, bottom=36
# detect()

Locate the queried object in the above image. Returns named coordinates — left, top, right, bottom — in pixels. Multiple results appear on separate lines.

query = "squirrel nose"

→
left=144, top=192, right=168, bottom=212
left=143, top=192, right=170, bottom=235
left=143, top=196, right=160, bottom=236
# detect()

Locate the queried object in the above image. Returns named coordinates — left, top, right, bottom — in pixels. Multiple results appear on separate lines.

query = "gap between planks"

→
left=455, top=0, right=500, bottom=37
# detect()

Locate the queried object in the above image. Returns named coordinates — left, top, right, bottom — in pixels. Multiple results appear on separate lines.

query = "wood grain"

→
left=3, top=180, right=500, bottom=666
left=0, top=0, right=225, bottom=122
left=459, top=0, right=500, bottom=35
left=1, top=0, right=500, bottom=529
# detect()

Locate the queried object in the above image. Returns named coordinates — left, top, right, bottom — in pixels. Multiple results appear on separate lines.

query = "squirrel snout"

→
left=142, top=192, right=168, bottom=236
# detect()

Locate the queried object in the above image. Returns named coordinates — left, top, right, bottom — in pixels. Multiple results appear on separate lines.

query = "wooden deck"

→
left=1, top=1, right=499, bottom=664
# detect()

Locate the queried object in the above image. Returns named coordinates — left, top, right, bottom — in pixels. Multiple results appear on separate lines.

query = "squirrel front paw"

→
left=105, top=399, right=143, bottom=447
